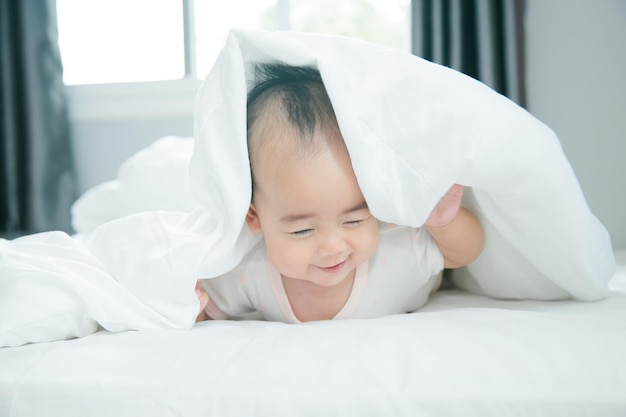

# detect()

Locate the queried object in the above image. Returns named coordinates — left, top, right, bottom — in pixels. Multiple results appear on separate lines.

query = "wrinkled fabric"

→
left=0, top=30, right=615, bottom=348
left=190, top=30, right=614, bottom=299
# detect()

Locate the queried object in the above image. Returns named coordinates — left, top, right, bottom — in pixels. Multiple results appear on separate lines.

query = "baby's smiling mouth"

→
left=318, top=260, right=347, bottom=273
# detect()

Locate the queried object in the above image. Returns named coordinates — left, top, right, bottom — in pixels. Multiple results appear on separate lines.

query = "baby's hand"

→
left=426, top=184, right=464, bottom=229
left=195, top=280, right=209, bottom=322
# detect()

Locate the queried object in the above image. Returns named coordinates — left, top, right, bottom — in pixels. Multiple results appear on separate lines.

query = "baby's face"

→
left=246, top=141, right=379, bottom=288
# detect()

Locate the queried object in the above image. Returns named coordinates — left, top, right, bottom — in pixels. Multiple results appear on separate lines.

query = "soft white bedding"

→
left=0, top=29, right=623, bottom=416
left=0, top=30, right=615, bottom=348
left=1, top=250, right=625, bottom=417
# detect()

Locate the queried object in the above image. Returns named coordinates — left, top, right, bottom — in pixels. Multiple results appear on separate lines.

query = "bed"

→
left=1, top=249, right=625, bottom=416
left=1, top=30, right=624, bottom=416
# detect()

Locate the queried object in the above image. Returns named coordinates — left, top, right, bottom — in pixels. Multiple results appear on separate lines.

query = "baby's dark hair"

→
left=246, top=64, right=344, bottom=194
left=247, top=63, right=340, bottom=143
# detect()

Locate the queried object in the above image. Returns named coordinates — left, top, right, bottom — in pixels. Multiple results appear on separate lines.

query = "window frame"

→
left=66, top=78, right=202, bottom=121
left=65, top=0, right=200, bottom=122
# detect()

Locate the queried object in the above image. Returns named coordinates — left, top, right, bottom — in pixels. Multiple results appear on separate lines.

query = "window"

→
left=193, top=0, right=412, bottom=80
left=57, top=0, right=411, bottom=86
left=56, top=0, right=186, bottom=85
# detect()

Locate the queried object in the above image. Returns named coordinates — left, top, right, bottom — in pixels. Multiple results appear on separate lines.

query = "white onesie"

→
left=201, top=223, right=444, bottom=323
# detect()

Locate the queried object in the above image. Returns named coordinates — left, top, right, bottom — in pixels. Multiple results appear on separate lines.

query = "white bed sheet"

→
left=1, top=250, right=625, bottom=417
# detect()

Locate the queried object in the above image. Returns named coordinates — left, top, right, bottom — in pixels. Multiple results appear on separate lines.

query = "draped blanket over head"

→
left=0, top=29, right=615, bottom=347
left=190, top=29, right=614, bottom=299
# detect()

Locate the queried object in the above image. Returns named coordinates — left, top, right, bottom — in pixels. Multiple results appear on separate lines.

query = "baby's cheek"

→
left=358, top=223, right=380, bottom=257
left=268, top=241, right=308, bottom=272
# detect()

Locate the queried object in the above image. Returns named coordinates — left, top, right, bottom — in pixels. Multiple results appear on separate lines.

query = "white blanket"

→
left=0, top=30, right=615, bottom=348
left=189, top=30, right=614, bottom=298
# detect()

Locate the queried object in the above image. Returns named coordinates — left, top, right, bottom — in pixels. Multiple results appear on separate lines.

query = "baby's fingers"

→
left=195, top=280, right=209, bottom=322
left=426, top=184, right=464, bottom=228
left=443, top=184, right=464, bottom=203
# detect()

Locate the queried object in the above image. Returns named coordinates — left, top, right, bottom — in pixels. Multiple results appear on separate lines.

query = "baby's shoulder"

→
left=377, top=221, right=420, bottom=240
left=373, top=221, right=443, bottom=278
left=375, top=221, right=437, bottom=256
left=377, top=221, right=407, bottom=233
left=230, top=239, right=269, bottom=275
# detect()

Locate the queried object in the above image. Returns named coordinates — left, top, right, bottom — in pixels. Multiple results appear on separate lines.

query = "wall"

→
left=70, top=118, right=192, bottom=192
left=67, top=79, right=198, bottom=193
left=525, top=0, right=626, bottom=248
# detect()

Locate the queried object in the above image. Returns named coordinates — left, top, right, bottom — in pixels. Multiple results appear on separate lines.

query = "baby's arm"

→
left=425, top=184, right=484, bottom=269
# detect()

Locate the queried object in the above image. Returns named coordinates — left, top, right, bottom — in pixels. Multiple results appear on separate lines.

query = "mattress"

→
left=1, top=250, right=624, bottom=417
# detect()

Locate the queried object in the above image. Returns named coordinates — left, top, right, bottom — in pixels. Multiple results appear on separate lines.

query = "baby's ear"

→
left=246, top=204, right=262, bottom=233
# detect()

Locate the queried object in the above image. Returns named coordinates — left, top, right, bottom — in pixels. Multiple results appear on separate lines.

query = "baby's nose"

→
left=318, top=235, right=347, bottom=258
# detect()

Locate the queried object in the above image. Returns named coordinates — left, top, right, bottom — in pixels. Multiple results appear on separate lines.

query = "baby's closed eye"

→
left=343, top=211, right=372, bottom=227
left=291, top=229, right=314, bottom=237
left=344, top=220, right=364, bottom=227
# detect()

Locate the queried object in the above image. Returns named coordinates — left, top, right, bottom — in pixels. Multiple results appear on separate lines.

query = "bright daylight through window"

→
left=56, top=0, right=411, bottom=85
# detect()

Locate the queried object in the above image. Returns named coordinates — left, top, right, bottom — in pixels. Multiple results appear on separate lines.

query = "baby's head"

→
left=246, top=64, right=346, bottom=195
left=245, top=63, right=379, bottom=288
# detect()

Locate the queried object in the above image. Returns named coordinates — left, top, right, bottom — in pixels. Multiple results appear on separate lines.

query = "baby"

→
left=195, top=63, right=484, bottom=323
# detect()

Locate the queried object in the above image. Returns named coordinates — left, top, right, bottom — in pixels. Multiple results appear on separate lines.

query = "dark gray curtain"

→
left=0, top=0, right=76, bottom=235
left=412, top=0, right=526, bottom=107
